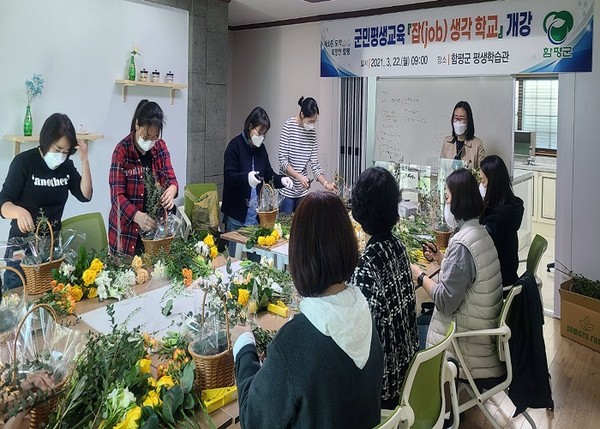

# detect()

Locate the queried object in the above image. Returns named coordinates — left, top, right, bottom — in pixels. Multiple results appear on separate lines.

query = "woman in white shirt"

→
left=278, top=97, right=337, bottom=213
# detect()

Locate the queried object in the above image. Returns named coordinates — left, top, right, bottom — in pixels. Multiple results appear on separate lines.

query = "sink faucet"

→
left=526, top=145, right=536, bottom=165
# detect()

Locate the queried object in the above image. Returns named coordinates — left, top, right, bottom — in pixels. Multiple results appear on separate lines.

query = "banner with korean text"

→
left=320, top=0, right=593, bottom=77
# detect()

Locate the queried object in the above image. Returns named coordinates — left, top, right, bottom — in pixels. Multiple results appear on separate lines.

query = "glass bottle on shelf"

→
left=128, top=54, right=136, bottom=81
left=23, top=105, right=33, bottom=136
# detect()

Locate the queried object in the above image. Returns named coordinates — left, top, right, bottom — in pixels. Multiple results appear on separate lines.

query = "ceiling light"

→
left=304, top=0, right=334, bottom=3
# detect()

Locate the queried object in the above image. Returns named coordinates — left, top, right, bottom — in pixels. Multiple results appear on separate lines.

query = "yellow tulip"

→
left=138, top=358, right=151, bottom=375
left=203, top=234, right=215, bottom=248
left=82, top=269, right=97, bottom=286
left=142, top=390, right=162, bottom=408
left=113, top=406, right=141, bottom=429
left=156, top=375, right=175, bottom=392
left=238, top=288, right=250, bottom=306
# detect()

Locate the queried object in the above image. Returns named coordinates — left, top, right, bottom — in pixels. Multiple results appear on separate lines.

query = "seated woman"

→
left=479, top=155, right=524, bottom=286
left=233, top=192, right=384, bottom=429
left=350, top=167, right=418, bottom=410
left=411, top=168, right=504, bottom=381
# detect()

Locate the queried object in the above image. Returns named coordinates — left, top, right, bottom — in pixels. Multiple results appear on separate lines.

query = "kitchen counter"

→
left=512, top=168, right=534, bottom=184
left=514, top=155, right=557, bottom=173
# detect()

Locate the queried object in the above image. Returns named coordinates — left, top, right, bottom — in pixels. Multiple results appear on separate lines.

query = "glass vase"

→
left=128, top=54, right=136, bottom=81
left=23, top=105, right=33, bottom=136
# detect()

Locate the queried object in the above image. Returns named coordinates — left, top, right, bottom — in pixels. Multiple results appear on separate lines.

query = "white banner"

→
left=320, top=0, right=593, bottom=77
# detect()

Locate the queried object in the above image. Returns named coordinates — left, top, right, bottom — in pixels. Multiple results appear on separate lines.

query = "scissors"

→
left=416, top=239, right=438, bottom=262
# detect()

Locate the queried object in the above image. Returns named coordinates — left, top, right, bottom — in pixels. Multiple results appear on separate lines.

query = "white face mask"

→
left=453, top=121, right=467, bottom=136
left=44, top=152, right=67, bottom=170
left=304, top=122, right=315, bottom=131
left=479, top=183, right=487, bottom=199
left=444, top=203, right=457, bottom=229
left=137, top=136, right=156, bottom=152
left=251, top=134, right=264, bottom=147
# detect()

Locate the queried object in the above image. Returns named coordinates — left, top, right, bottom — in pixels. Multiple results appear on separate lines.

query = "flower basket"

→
left=12, top=304, right=67, bottom=429
left=257, top=183, right=278, bottom=229
left=21, top=220, right=65, bottom=295
left=434, top=229, right=452, bottom=250
left=0, top=267, right=27, bottom=347
left=188, top=293, right=235, bottom=392
left=142, top=212, right=175, bottom=256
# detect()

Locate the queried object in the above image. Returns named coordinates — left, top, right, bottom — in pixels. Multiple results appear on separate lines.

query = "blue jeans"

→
left=279, top=196, right=304, bottom=214
left=3, top=260, right=25, bottom=290
left=225, top=216, right=260, bottom=262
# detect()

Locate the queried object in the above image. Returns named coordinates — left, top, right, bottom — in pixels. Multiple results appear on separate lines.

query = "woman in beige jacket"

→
left=440, top=101, right=485, bottom=169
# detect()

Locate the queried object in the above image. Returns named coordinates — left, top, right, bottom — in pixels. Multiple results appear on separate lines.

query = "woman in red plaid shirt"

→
left=108, top=100, right=178, bottom=256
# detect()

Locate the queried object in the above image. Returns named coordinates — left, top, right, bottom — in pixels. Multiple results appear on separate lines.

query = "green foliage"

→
left=143, top=169, right=166, bottom=221
left=571, top=274, right=600, bottom=301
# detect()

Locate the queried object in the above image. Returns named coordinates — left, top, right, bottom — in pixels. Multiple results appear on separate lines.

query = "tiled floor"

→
left=518, top=221, right=556, bottom=314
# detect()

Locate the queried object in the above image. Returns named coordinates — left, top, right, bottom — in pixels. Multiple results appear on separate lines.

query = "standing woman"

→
left=479, top=155, right=524, bottom=286
left=222, top=107, right=293, bottom=247
left=440, top=101, right=485, bottom=169
left=0, top=113, right=92, bottom=290
left=108, top=100, right=178, bottom=256
left=278, top=97, right=337, bottom=214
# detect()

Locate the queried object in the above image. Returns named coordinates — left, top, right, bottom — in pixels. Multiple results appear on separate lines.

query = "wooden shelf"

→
left=115, top=79, right=188, bottom=105
left=3, top=134, right=104, bottom=156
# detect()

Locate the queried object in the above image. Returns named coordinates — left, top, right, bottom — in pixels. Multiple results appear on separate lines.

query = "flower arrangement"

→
left=37, top=281, right=77, bottom=316
left=51, top=247, right=140, bottom=303
left=130, top=43, right=141, bottom=57
left=25, top=73, right=44, bottom=106
left=239, top=222, right=287, bottom=249
left=47, top=306, right=201, bottom=429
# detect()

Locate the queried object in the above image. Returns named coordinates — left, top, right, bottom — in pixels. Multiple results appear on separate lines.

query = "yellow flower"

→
left=136, top=268, right=149, bottom=284
left=70, top=286, right=84, bottom=302
left=238, top=288, right=250, bottom=306
left=271, top=230, right=280, bottom=240
left=209, top=245, right=218, bottom=260
left=82, top=269, right=97, bottom=286
left=142, top=389, right=162, bottom=408
left=147, top=377, right=157, bottom=387
left=138, top=358, right=151, bottom=375
left=203, top=234, right=215, bottom=248
left=156, top=375, right=175, bottom=392
left=257, top=236, right=266, bottom=246
left=87, top=287, right=98, bottom=299
left=248, top=300, right=258, bottom=315
left=131, top=255, right=143, bottom=271
left=90, top=258, right=104, bottom=273
left=264, top=235, right=276, bottom=247
left=113, top=405, right=141, bottom=429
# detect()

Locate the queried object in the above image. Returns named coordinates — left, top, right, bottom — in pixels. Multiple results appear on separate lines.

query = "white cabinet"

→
left=513, top=171, right=534, bottom=251
left=532, top=171, right=556, bottom=224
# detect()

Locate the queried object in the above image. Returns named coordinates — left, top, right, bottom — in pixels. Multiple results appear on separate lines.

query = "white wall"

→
left=0, top=0, right=188, bottom=241
left=227, top=23, right=339, bottom=188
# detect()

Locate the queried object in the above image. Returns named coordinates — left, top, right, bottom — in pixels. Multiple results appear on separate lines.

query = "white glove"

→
left=281, top=177, right=294, bottom=189
left=248, top=171, right=261, bottom=188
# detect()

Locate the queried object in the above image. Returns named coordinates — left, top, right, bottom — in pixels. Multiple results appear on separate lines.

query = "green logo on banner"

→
left=544, top=10, right=574, bottom=45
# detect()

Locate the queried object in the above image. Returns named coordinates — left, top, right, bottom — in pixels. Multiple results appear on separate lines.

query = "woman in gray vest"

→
left=411, top=168, right=504, bottom=381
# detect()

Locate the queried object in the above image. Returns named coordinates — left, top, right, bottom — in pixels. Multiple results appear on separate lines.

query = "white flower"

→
left=105, top=387, right=136, bottom=414
left=273, top=223, right=283, bottom=238
left=153, top=260, right=166, bottom=278
left=194, top=241, right=209, bottom=258
left=260, top=257, right=275, bottom=268
left=0, top=293, right=21, bottom=311
left=95, top=270, right=111, bottom=301
left=271, top=281, right=282, bottom=293
left=59, top=262, right=75, bottom=277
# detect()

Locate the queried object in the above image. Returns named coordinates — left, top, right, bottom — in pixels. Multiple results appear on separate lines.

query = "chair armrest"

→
left=452, top=325, right=510, bottom=339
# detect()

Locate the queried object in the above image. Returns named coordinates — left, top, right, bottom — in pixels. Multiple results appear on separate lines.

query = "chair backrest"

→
left=61, top=212, right=108, bottom=252
left=526, top=234, right=548, bottom=276
left=392, top=321, right=456, bottom=429
left=497, top=284, right=522, bottom=362
left=183, top=183, right=218, bottom=220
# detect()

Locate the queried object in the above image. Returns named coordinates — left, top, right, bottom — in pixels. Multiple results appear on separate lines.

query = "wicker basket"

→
left=434, top=229, right=452, bottom=250
left=141, top=235, right=175, bottom=256
left=12, top=304, right=67, bottom=429
left=257, top=183, right=278, bottom=229
left=21, top=220, right=65, bottom=295
left=188, top=294, right=235, bottom=392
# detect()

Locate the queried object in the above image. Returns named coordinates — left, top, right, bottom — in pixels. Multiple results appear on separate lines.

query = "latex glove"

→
left=281, top=177, right=294, bottom=189
left=248, top=171, right=261, bottom=188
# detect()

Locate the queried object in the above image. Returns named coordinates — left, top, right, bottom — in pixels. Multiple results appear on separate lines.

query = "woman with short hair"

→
left=412, top=168, right=504, bottom=381
left=233, top=192, right=384, bottom=429
left=351, top=166, right=418, bottom=410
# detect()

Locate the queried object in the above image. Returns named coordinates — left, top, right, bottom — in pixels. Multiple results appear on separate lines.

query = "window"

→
left=514, top=76, right=559, bottom=154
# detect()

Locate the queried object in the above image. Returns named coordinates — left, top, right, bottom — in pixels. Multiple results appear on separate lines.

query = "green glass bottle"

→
left=23, top=105, right=33, bottom=136
left=128, top=54, right=136, bottom=81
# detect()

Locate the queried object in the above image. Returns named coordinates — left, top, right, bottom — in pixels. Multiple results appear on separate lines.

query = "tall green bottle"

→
left=128, top=54, right=136, bottom=81
left=23, top=105, right=33, bottom=136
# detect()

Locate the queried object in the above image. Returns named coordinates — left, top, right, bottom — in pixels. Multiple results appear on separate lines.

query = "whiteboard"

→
left=374, top=76, right=514, bottom=169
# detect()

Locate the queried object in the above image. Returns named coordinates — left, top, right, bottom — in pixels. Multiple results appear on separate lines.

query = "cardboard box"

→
left=559, top=279, right=600, bottom=353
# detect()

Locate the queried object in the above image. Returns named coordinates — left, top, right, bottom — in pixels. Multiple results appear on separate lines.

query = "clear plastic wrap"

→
left=140, top=212, right=183, bottom=240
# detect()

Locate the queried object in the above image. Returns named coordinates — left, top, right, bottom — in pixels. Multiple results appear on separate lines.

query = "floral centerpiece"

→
left=238, top=221, right=288, bottom=249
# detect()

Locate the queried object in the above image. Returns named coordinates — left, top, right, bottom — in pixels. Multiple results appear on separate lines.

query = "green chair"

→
left=377, top=322, right=458, bottom=429
left=519, top=234, right=548, bottom=291
left=451, top=285, right=537, bottom=429
left=183, top=183, right=218, bottom=221
left=61, top=212, right=108, bottom=252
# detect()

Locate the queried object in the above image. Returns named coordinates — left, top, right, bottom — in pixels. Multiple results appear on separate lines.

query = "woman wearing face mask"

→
left=479, top=155, right=524, bottom=286
left=440, top=100, right=485, bottom=169
left=222, top=107, right=293, bottom=251
left=108, top=99, right=178, bottom=256
left=410, top=168, right=504, bottom=383
left=0, top=113, right=92, bottom=289
left=278, top=96, right=337, bottom=214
